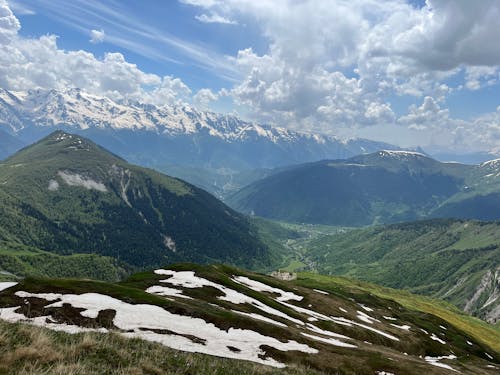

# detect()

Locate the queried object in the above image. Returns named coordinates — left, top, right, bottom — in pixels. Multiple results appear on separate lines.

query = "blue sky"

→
left=2, top=0, right=500, bottom=153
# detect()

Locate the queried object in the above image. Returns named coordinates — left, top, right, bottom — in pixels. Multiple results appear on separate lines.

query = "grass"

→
left=0, top=321, right=320, bottom=375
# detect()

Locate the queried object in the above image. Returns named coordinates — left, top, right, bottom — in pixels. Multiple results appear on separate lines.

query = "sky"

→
left=1, top=0, right=499, bottom=154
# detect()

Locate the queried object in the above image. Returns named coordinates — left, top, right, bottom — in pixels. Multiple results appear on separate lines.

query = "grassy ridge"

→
left=0, top=264, right=498, bottom=373
left=296, top=272, right=500, bottom=353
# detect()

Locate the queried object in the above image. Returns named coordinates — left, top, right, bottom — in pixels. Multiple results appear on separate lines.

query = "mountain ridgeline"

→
left=228, top=151, right=500, bottom=226
left=0, top=88, right=402, bottom=197
left=0, top=131, right=275, bottom=272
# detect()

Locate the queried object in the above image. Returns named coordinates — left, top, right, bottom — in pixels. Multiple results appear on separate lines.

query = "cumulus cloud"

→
left=89, top=29, right=105, bottom=44
left=193, top=88, right=218, bottom=109
left=0, top=1, right=190, bottom=105
left=183, top=0, right=500, bottom=137
left=0, top=0, right=20, bottom=44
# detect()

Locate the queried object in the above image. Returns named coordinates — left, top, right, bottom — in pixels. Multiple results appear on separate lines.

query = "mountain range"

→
left=228, top=150, right=500, bottom=226
left=0, top=88, right=404, bottom=197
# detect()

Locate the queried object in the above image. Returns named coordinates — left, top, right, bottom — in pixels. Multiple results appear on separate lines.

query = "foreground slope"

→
left=229, top=151, right=500, bottom=225
left=0, top=264, right=498, bottom=374
left=0, top=131, right=274, bottom=272
left=303, top=219, right=500, bottom=324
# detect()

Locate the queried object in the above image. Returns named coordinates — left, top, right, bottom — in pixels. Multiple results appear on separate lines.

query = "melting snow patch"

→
left=356, top=310, right=380, bottom=324
left=430, top=333, right=446, bottom=344
left=389, top=323, right=411, bottom=331
left=233, top=276, right=303, bottom=302
left=58, top=171, right=107, bottom=192
left=466, top=340, right=473, bottom=346
left=358, top=304, right=373, bottom=312
left=331, top=317, right=400, bottom=341
left=439, top=325, right=447, bottom=330
left=0, top=282, right=17, bottom=292
left=232, top=311, right=287, bottom=328
left=154, top=270, right=304, bottom=325
left=306, top=323, right=352, bottom=340
left=383, top=316, right=397, bottom=321
left=313, top=289, right=329, bottom=295
left=424, top=355, right=458, bottom=372
left=339, top=307, right=348, bottom=313
left=146, top=285, right=191, bottom=299
left=485, top=352, right=493, bottom=360
left=301, top=333, right=357, bottom=348
left=48, top=179, right=59, bottom=191
left=6, top=291, right=317, bottom=368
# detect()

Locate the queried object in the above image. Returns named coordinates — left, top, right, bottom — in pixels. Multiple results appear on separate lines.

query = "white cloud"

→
left=89, top=29, right=105, bottom=44
left=195, top=13, right=237, bottom=25
left=193, top=88, right=218, bottom=109
left=0, top=1, right=190, bottom=106
left=183, top=0, right=500, bottom=138
left=0, top=0, right=20, bottom=44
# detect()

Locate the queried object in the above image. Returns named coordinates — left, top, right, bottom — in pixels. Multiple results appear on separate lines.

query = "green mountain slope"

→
left=303, top=219, right=500, bottom=324
left=0, top=131, right=277, bottom=272
left=228, top=151, right=500, bottom=226
left=0, top=264, right=498, bottom=374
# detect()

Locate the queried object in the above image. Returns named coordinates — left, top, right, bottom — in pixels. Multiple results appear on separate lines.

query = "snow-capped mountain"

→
left=0, top=88, right=400, bottom=170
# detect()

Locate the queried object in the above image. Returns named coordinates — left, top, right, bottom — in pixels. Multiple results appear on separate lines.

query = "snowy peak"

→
left=377, top=150, right=428, bottom=160
left=0, top=88, right=332, bottom=143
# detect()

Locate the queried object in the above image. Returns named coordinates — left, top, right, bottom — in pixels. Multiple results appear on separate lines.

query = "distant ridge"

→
left=228, top=151, right=500, bottom=225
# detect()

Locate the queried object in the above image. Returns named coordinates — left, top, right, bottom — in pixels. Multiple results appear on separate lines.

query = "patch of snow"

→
left=439, top=325, right=447, bottom=330
left=339, top=307, right=348, bottom=313
left=154, top=270, right=304, bottom=325
left=6, top=291, right=317, bottom=368
left=48, top=179, right=59, bottom=191
left=233, top=276, right=303, bottom=302
left=390, top=324, right=411, bottom=331
left=358, top=304, right=373, bottom=312
left=146, top=285, right=191, bottom=299
left=430, top=333, right=446, bottom=344
left=162, top=235, right=176, bottom=252
left=313, top=289, right=329, bottom=295
left=485, top=352, right=493, bottom=360
left=301, top=333, right=357, bottom=348
left=356, top=310, right=380, bottom=324
left=331, top=317, right=400, bottom=341
left=231, top=311, right=287, bottom=328
left=424, top=355, right=458, bottom=372
left=305, top=323, right=352, bottom=340
left=466, top=340, right=473, bottom=346
left=376, top=372, right=395, bottom=375
left=0, top=282, right=17, bottom=292
left=383, top=316, right=397, bottom=321
left=58, top=171, right=107, bottom=192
